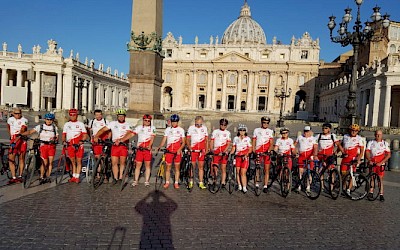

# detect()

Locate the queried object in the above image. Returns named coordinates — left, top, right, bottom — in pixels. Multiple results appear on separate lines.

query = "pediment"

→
left=212, top=52, right=253, bottom=63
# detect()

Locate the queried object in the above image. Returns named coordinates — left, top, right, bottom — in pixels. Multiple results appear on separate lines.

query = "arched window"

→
left=229, top=74, right=237, bottom=85
left=299, top=75, right=305, bottom=86
left=217, top=74, right=223, bottom=84
left=260, top=75, right=268, bottom=85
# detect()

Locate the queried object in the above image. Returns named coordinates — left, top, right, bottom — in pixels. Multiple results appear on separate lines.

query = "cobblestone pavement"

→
left=0, top=165, right=400, bottom=249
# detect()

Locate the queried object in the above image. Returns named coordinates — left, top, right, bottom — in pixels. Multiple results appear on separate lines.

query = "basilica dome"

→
left=221, top=1, right=266, bottom=45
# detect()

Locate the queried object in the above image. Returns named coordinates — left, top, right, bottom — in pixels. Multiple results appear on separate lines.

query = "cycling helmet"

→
left=143, top=114, right=152, bottom=120
left=349, top=124, right=360, bottom=131
left=237, top=124, right=248, bottom=132
left=322, top=123, right=332, bottom=129
left=261, top=116, right=271, bottom=122
left=44, top=113, right=55, bottom=120
left=219, top=118, right=229, bottom=125
left=280, top=127, right=290, bottom=134
left=115, top=109, right=127, bottom=115
left=69, top=109, right=78, bottom=115
left=170, top=114, right=180, bottom=122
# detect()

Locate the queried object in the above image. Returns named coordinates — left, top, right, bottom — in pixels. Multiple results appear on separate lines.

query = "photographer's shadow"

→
left=135, top=190, right=177, bottom=249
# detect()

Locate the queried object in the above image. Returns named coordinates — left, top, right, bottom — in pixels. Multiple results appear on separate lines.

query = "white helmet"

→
left=237, top=124, right=248, bottom=132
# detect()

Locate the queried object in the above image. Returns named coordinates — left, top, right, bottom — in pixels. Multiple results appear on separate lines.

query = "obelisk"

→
left=127, top=0, right=163, bottom=117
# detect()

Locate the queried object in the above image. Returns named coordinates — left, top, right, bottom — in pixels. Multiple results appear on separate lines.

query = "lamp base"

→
left=337, top=114, right=360, bottom=135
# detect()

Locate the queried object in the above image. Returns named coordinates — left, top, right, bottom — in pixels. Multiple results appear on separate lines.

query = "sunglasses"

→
left=281, top=132, right=289, bottom=134
left=262, top=121, right=269, bottom=124
left=45, top=118, right=53, bottom=121
left=195, top=124, right=202, bottom=126
left=14, top=112, right=21, bottom=115
left=238, top=129, right=246, bottom=132
left=143, top=119, right=151, bottom=122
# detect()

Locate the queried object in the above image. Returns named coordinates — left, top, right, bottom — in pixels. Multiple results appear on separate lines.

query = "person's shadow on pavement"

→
left=135, top=190, right=177, bottom=249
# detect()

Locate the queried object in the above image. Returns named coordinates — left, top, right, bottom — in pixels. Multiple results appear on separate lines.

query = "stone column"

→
left=360, top=90, right=368, bottom=126
left=82, top=80, right=88, bottom=113
left=32, top=71, right=41, bottom=111
left=252, top=72, right=259, bottom=111
left=206, top=70, right=213, bottom=109
left=62, top=74, right=74, bottom=109
left=88, top=80, right=94, bottom=112
left=1, top=68, right=8, bottom=105
left=74, top=77, right=79, bottom=109
left=383, top=84, right=392, bottom=127
left=267, top=73, right=277, bottom=114
left=221, top=71, right=227, bottom=111
left=246, top=71, right=254, bottom=112
left=192, top=70, right=197, bottom=109
left=16, top=70, right=22, bottom=87
left=235, top=71, right=242, bottom=111
left=56, top=72, right=63, bottom=110
left=211, top=71, right=217, bottom=110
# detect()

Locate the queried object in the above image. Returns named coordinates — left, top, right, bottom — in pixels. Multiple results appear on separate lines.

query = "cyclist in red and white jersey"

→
left=127, top=114, right=156, bottom=187
left=210, top=118, right=231, bottom=188
left=87, top=109, right=110, bottom=158
left=365, top=130, right=391, bottom=202
left=294, top=126, right=318, bottom=191
left=22, top=113, right=58, bottom=184
left=340, top=124, right=365, bottom=175
left=230, top=124, right=252, bottom=193
left=186, top=116, right=208, bottom=189
left=62, top=109, right=88, bottom=183
left=7, top=108, right=28, bottom=184
left=156, top=114, right=185, bottom=189
left=274, top=127, right=295, bottom=169
left=314, top=123, right=345, bottom=162
left=252, top=116, right=274, bottom=192
left=95, top=109, right=134, bottom=184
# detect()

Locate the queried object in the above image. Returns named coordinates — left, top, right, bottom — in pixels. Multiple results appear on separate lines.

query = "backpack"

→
left=90, top=118, right=107, bottom=128
left=317, top=133, right=335, bottom=144
left=39, top=124, right=57, bottom=137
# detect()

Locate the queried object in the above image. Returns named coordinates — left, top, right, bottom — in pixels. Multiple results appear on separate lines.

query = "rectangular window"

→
left=219, top=52, right=224, bottom=56
left=200, top=52, right=207, bottom=58
left=301, top=50, right=308, bottom=59
left=217, top=88, right=222, bottom=92
left=166, top=49, right=172, bottom=58
left=245, top=53, right=249, bottom=57
left=199, top=87, right=205, bottom=91
left=261, top=53, right=269, bottom=59
left=186, top=52, right=190, bottom=58
left=242, top=89, right=247, bottom=93
left=280, top=53, right=285, bottom=59
left=260, top=89, right=266, bottom=93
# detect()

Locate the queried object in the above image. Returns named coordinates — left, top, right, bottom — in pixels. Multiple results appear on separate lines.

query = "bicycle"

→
left=267, top=153, right=293, bottom=198
left=55, top=141, right=84, bottom=185
left=179, top=147, right=194, bottom=192
left=314, top=154, right=342, bottom=200
left=205, top=152, right=227, bottom=194
left=0, top=143, right=11, bottom=179
left=82, top=142, right=95, bottom=185
left=92, top=139, right=115, bottom=190
left=226, top=153, right=236, bottom=194
left=247, top=151, right=270, bottom=196
left=296, top=158, right=322, bottom=200
left=120, top=144, right=138, bottom=191
left=342, top=159, right=368, bottom=200
left=154, top=148, right=169, bottom=191
left=364, top=162, right=382, bottom=201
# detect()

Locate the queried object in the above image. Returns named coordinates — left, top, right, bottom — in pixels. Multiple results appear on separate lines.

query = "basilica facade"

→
left=161, top=1, right=320, bottom=117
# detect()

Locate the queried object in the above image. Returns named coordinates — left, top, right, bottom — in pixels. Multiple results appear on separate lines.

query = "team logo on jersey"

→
left=76, top=125, right=79, bottom=128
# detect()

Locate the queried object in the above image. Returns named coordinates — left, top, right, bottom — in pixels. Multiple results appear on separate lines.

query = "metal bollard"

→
left=389, top=139, right=400, bottom=171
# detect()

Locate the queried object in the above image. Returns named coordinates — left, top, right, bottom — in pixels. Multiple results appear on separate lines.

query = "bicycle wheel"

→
left=343, top=173, right=368, bottom=200
left=121, top=156, right=134, bottom=191
left=227, top=162, right=236, bottom=194
left=92, top=157, right=106, bottom=190
left=254, top=166, right=263, bottom=196
left=280, top=166, right=292, bottom=198
left=367, top=173, right=381, bottom=201
left=302, top=170, right=321, bottom=200
left=329, top=168, right=342, bottom=200
left=3, top=154, right=12, bottom=179
left=85, top=152, right=95, bottom=185
left=187, top=163, right=194, bottom=192
left=155, top=162, right=166, bottom=191
left=208, top=164, right=221, bottom=194
left=55, top=154, right=67, bottom=185
left=23, top=154, right=36, bottom=189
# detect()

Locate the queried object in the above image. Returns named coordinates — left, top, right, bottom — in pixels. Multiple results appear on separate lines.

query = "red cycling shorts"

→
left=40, top=144, right=56, bottom=159
left=235, top=156, right=249, bottom=169
left=298, top=151, right=314, bottom=170
left=10, top=136, right=27, bottom=154
left=67, top=144, right=84, bottom=158
left=191, top=151, right=205, bottom=163
left=213, top=154, right=228, bottom=165
left=111, top=145, right=128, bottom=157
left=135, top=149, right=152, bottom=162
left=165, top=152, right=181, bottom=165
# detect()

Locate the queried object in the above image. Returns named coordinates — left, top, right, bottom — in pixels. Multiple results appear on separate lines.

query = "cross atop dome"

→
left=240, top=0, right=251, bottom=17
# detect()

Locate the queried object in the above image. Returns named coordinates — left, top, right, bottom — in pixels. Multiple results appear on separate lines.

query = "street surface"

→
left=0, top=116, right=400, bottom=249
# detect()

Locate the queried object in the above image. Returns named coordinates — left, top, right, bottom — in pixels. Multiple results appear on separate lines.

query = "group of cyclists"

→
left=4, top=107, right=391, bottom=201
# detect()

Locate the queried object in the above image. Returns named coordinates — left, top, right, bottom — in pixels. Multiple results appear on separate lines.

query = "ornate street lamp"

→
left=74, top=77, right=87, bottom=115
left=327, top=0, right=390, bottom=133
left=274, top=86, right=292, bottom=127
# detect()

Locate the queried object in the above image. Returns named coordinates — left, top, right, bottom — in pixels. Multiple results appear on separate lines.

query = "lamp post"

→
left=274, top=87, right=292, bottom=127
left=74, top=77, right=87, bottom=116
left=327, top=0, right=390, bottom=133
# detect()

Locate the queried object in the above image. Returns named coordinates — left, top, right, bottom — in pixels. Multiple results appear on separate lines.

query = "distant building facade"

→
left=0, top=39, right=130, bottom=112
left=161, top=1, right=320, bottom=117
left=317, top=21, right=400, bottom=127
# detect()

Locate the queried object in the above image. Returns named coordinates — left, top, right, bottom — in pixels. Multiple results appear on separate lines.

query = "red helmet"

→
left=69, top=109, right=78, bottom=115
left=143, top=114, right=152, bottom=120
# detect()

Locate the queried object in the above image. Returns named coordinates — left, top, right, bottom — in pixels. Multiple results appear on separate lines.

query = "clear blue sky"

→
left=1, top=0, right=399, bottom=74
